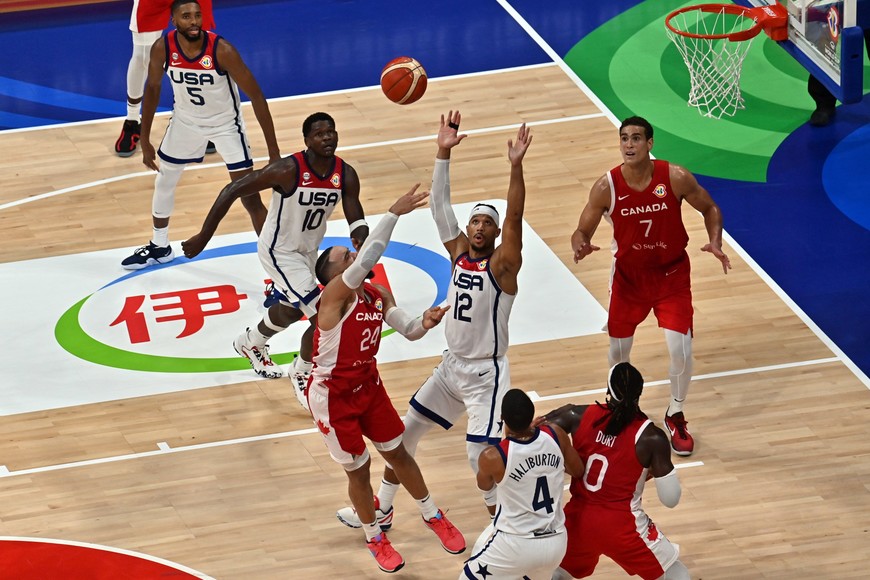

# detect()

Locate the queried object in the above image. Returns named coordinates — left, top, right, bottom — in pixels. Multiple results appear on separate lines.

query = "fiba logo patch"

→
left=653, top=184, right=667, bottom=198
left=374, top=298, right=383, bottom=311
left=478, top=259, right=488, bottom=270
left=331, top=173, right=341, bottom=187
left=303, top=171, right=311, bottom=181
left=199, top=55, right=213, bottom=69
left=827, top=7, right=840, bottom=40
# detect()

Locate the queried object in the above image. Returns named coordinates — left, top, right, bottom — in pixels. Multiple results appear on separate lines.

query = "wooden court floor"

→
left=1, top=64, right=869, bottom=579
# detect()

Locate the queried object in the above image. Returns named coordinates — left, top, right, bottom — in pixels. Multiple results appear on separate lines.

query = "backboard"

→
left=735, top=0, right=867, bottom=103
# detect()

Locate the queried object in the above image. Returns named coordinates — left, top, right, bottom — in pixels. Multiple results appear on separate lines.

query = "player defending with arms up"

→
left=570, top=116, right=730, bottom=456
left=311, top=186, right=465, bottom=574
left=336, top=111, right=532, bottom=531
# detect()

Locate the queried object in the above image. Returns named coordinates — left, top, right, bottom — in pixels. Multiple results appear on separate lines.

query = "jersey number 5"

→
left=186, top=87, right=205, bottom=106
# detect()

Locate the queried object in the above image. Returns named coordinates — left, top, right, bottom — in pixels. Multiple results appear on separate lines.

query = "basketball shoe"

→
left=115, top=119, right=140, bottom=157
left=262, top=280, right=288, bottom=308
left=366, top=533, right=404, bottom=574
left=664, top=411, right=694, bottom=456
left=233, top=328, right=283, bottom=379
left=336, top=496, right=394, bottom=532
left=424, top=510, right=466, bottom=554
left=290, top=357, right=312, bottom=412
left=121, top=242, right=174, bottom=270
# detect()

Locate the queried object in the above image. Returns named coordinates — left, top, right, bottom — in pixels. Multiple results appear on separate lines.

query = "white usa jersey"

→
left=493, top=425, right=566, bottom=537
left=444, top=253, right=514, bottom=359
left=164, top=31, right=241, bottom=128
left=260, top=151, right=345, bottom=261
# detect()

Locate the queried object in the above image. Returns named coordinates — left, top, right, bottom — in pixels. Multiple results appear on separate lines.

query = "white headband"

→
left=469, top=204, right=500, bottom=226
left=606, top=363, right=622, bottom=402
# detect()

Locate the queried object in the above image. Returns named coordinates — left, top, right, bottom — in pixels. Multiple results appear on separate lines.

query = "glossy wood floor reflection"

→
left=1, top=64, right=869, bottom=579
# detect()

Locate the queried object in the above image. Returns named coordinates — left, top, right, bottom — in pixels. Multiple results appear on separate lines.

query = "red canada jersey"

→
left=570, top=405, right=652, bottom=508
left=605, top=160, right=689, bottom=268
left=311, top=284, right=385, bottom=394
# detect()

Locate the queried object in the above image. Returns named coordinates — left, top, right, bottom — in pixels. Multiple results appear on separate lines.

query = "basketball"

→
left=380, top=57, right=427, bottom=105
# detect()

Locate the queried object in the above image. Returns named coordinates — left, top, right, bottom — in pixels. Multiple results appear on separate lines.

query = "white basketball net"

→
left=666, top=7, right=758, bottom=119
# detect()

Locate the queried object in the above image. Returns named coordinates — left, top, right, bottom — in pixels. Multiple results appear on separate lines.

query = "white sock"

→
left=126, top=101, right=140, bottom=122
left=668, top=398, right=684, bottom=416
left=293, top=356, right=313, bottom=375
left=362, top=521, right=381, bottom=542
left=415, top=494, right=438, bottom=521
left=151, top=226, right=169, bottom=247
left=249, top=326, right=270, bottom=348
left=376, top=479, right=399, bottom=512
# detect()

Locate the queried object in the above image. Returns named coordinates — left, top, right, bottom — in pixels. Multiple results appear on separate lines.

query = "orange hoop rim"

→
left=665, top=3, right=764, bottom=42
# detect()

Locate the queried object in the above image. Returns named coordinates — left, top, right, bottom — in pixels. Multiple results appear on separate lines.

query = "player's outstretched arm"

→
left=571, top=176, right=608, bottom=263
left=671, top=164, right=731, bottom=274
left=431, top=111, right=468, bottom=260
left=182, top=158, right=294, bottom=258
left=493, top=123, right=533, bottom=282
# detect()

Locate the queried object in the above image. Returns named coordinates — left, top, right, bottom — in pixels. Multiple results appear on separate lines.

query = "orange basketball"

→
left=380, top=56, right=428, bottom=105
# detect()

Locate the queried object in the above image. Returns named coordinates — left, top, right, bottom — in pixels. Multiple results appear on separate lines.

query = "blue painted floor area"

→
left=700, top=97, right=870, bottom=374
left=2, top=0, right=868, bottom=378
left=0, top=0, right=548, bottom=129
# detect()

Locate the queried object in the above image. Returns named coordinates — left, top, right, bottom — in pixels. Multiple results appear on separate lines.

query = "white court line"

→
left=0, top=427, right=317, bottom=479
left=527, top=356, right=841, bottom=402
left=0, top=357, right=840, bottom=480
left=0, top=108, right=605, bottom=212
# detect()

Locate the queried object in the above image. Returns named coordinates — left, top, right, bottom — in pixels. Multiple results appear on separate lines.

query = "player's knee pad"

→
left=342, top=448, right=371, bottom=472
left=151, top=162, right=185, bottom=219
left=466, top=441, right=489, bottom=474
left=608, top=336, right=634, bottom=367
left=662, top=559, right=690, bottom=580
left=400, top=409, right=434, bottom=458
left=664, top=329, right=693, bottom=377
left=263, top=306, right=290, bottom=334
left=126, top=41, right=152, bottom=97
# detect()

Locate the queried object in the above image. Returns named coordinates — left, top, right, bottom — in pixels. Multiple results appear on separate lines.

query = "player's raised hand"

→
left=507, top=123, right=532, bottom=166
left=438, top=110, right=467, bottom=150
left=701, top=242, right=731, bottom=274
left=389, top=183, right=429, bottom=216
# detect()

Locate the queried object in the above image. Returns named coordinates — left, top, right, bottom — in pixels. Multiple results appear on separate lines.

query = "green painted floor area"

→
left=565, top=0, right=870, bottom=182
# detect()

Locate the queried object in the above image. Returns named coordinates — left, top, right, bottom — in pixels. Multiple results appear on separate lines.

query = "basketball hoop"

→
left=665, top=3, right=788, bottom=118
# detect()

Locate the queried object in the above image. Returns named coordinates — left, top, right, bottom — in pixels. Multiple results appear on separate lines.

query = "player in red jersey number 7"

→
left=310, top=185, right=465, bottom=574
left=570, top=116, right=730, bottom=456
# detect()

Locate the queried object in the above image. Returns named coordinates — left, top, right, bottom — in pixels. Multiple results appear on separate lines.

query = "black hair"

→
left=171, top=0, right=200, bottom=15
left=593, top=362, right=646, bottom=436
left=315, top=246, right=336, bottom=286
left=619, top=116, right=654, bottom=140
left=501, top=389, right=535, bottom=433
left=303, top=112, right=336, bottom=137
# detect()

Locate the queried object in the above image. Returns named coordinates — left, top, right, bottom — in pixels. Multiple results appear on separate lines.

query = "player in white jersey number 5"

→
left=337, top=111, right=532, bottom=531
left=122, top=0, right=280, bottom=271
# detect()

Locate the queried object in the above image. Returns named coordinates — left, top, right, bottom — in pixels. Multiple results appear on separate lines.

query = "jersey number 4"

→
left=532, top=476, right=555, bottom=514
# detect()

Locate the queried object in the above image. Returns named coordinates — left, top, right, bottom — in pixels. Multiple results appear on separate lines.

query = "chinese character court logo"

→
left=55, top=238, right=449, bottom=373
